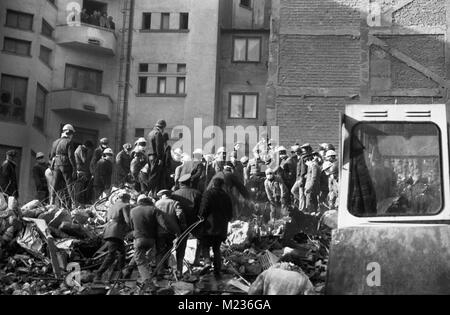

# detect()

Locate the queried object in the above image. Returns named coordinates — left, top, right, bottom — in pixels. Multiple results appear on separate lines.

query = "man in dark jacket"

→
left=32, top=152, right=48, bottom=202
left=90, top=138, right=109, bottom=175
left=74, top=140, right=94, bottom=205
left=93, top=148, right=114, bottom=200
left=0, top=150, right=19, bottom=198
left=130, top=149, right=148, bottom=192
left=49, top=124, right=77, bottom=207
left=130, top=195, right=168, bottom=284
left=95, top=193, right=131, bottom=281
left=147, top=119, right=167, bottom=196
left=198, top=177, right=233, bottom=278
left=172, top=174, right=202, bottom=274
left=116, top=143, right=133, bottom=187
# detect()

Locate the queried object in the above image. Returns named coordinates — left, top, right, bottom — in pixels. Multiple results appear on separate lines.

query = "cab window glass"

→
left=349, top=122, right=442, bottom=217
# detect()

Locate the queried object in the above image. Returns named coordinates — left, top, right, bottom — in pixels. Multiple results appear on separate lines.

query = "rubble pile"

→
left=0, top=189, right=336, bottom=295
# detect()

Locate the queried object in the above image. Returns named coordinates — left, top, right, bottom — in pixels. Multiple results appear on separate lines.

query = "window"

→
left=157, top=77, right=166, bottom=94
left=240, top=0, right=252, bottom=9
left=135, top=128, right=145, bottom=138
left=177, top=64, right=186, bottom=73
left=142, top=13, right=151, bottom=30
left=229, top=93, right=258, bottom=119
left=64, top=64, right=103, bottom=93
left=158, top=64, right=167, bottom=72
left=39, top=46, right=52, bottom=66
left=138, top=77, right=147, bottom=94
left=161, top=13, right=170, bottom=30
left=176, top=77, right=186, bottom=94
left=34, top=84, right=47, bottom=131
left=41, top=19, right=54, bottom=38
left=349, top=122, right=443, bottom=217
left=6, top=10, right=33, bottom=31
left=0, top=74, right=28, bottom=122
left=179, top=13, right=189, bottom=30
left=139, top=63, right=149, bottom=72
left=3, top=37, right=31, bottom=56
left=233, top=37, right=261, bottom=62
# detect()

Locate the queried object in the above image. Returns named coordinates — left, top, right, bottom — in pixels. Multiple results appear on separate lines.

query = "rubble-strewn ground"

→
left=0, top=189, right=336, bottom=295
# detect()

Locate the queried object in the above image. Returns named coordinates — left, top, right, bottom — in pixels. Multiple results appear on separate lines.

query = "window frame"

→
left=228, top=92, right=259, bottom=119
left=347, top=121, right=444, bottom=218
left=39, top=45, right=52, bottom=67
left=232, top=36, right=262, bottom=63
left=5, top=9, right=34, bottom=31
left=176, top=77, right=186, bottom=95
left=0, top=73, right=29, bottom=123
left=142, top=12, right=152, bottom=30
left=160, top=13, right=170, bottom=30
left=3, top=37, right=32, bottom=57
left=41, top=18, right=54, bottom=39
left=64, top=63, right=103, bottom=94
left=179, top=12, right=189, bottom=30
left=33, top=83, right=47, bottom=132
left=239, top=0, right=252, bottom=10
left=138, top=76, right=148, bottom=94
left=157, top=77, right=167, bottom=94
left=139, top=63, right=149, bottom=72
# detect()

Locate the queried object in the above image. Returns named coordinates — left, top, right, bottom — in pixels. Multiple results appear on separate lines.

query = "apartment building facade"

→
left=0, top=0, right=123, bottom=201
left=217, top=0, right=271, bottom=156
left=128, top=0, right=220, bottom=151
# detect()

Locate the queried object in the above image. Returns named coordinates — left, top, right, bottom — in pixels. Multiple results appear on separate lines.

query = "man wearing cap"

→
left=116, top=143, right=133, bottom=187
left=290, top=144, right=313, bottom=210
left=198, top=177, right=233, bottom=279
left=49, top=124, right=77, bottom=206
left=130, top=195, right=167, bottom=286
left=130, top=149, right=148, bottom=192
left=172, top=174, right=203, bottom=272
left=264, top=168, right=288, bottom=221
left=95, top=193, right=131, bottom=281
left=32, top=152, right=49, bottom=202
left=147, top=120, right=167, bottom=196
left=213, top=147, right=227, bottom=173
left=323, top=150, right=339, bottom=209
left=229, top=151, right=244, bottom=184
left=75, top=140, right=94, bottom=205
left=90, top=138, right=109, bottom=175
left=0, top=150, right=19, bottom=198
left=93, top=148, right=114, bottom=200
left=154, top=189, right=182, bottom=276
left=190, top=149, right=205, bottom=191
left=281, top=146, right=298, bottom=191
left=304, top=154, right=320, bottom=213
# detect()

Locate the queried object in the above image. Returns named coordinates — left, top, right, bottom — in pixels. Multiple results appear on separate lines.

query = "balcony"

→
left=49, top=89, right=113, bottom=120
left=55, top=23, right=117, bottom=55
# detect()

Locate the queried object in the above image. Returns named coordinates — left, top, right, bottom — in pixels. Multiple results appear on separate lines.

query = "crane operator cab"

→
left=326, top=104, right=450, bottom=295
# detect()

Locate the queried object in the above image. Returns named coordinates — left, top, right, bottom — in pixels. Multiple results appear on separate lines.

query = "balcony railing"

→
left=55, top=23, right=117, bottom=55
left=49, top=89, right=113, bottom=120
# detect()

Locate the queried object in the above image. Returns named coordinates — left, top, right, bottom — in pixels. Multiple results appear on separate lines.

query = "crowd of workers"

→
left=0, top=119, right=339, bottom=286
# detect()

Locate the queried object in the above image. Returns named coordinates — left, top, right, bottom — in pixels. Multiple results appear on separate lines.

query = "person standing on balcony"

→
left=99, top=12, right=107, bottom=28
left=108, top=16, right=115, bottom=30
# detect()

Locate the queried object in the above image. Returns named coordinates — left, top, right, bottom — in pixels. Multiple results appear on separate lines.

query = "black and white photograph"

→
left=0, top=0, right=448, bottom=303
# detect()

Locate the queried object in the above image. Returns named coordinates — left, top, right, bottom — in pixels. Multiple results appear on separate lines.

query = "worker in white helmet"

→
left=49, top=124, right=77, bottom=207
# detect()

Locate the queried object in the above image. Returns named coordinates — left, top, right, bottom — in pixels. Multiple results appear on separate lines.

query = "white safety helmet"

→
left=193, top=148, right=203, bottom=156
left=62, top=124, right=75, bottom=133
left=217, top=147, right=226, bottom=154
left=325, top=150, right=337, bottom=158
left=276, top=146, right=287, bottom=153
left=103, top=148, right=114, bottom=155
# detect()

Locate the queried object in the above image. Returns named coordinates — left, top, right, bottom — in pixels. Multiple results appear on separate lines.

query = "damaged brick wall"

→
left=270, top=0, right=449, bottom=148
left=279, top=35, right=361, bottom=88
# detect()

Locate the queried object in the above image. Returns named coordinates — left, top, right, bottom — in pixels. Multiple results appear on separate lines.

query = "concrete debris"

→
left=0, top=186, right=333, bottom=295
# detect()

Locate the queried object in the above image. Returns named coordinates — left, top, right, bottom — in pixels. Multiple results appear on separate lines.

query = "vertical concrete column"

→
left=360, top=0, right=370, bottom=104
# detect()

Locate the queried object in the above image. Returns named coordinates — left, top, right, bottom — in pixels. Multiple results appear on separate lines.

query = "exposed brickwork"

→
left=280, top=0, right=361, bottom=29
left=276, top=97, right=355, bottom=148
left=279, top=35, right=361, bottom=88
left=393, top=0, right=445, bottom=27
left=383, top=35, right=445, bottom=88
